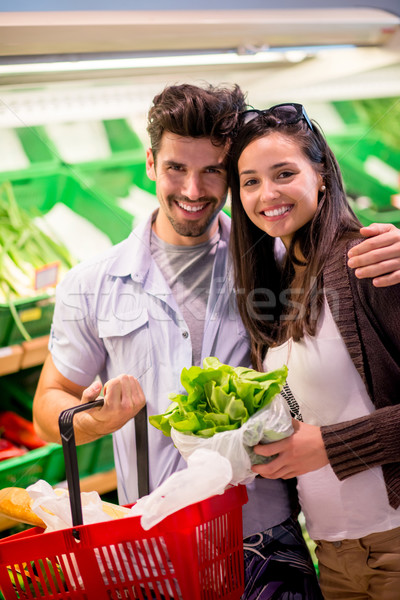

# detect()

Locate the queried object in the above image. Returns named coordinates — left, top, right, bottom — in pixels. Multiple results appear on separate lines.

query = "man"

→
left=33, top=83, right=400, bottom=599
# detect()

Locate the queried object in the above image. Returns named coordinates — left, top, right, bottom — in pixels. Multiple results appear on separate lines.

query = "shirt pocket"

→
left=98, top=308, right=152, bottom=379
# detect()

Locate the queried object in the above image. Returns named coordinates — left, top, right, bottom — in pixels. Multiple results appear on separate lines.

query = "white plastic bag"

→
left=171, top=394, right=293, bottom=485
left=27, top=480, right=117, bottom=532
left=129, top=448, right=232, bottom=530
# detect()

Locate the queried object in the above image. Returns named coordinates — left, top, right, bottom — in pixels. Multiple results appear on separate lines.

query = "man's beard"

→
left=166, top=195, right=224, bottom=238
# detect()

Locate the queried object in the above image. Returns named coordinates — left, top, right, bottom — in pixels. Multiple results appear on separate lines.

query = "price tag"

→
left=34, top=262, right=60, bottom=290
left=20, top=307, right=42, bottom=323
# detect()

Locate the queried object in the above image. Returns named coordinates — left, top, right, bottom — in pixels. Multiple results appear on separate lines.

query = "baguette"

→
left=0, top=487, right=131, bottom=528
left=0, top=487, right=45, bottom=527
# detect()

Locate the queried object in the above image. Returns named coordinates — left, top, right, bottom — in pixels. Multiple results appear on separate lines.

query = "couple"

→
left=33, top=83, right=400, bottom=599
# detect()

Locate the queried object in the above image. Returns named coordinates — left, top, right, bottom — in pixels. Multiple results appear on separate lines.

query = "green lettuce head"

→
left=149, top=357, right=288, bottom=438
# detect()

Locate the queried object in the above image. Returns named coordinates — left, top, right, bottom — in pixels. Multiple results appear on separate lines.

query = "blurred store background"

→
left=0, top=0, right=399, bottom=538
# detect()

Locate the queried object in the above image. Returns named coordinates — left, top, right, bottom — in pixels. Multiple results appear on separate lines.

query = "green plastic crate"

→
left=327, top=133, right=399, bottom=211
left=0, top=294, right=55, bottom=347
left=0, top=126, right=60, bottom=181
left=351, top=202, right=400, bottom=229
left=0, top=444, right=65, bottom=490
left=102, top=118, right=156, bottom=196
left=2, top=171, right=134, bottom=246
left=0, top=172, right=63, bottom=215
left=0, top=366, right=41, bottom=420
left=76, top=434, right=115, bottom=479
left=48, top=118, right=155, bottom=199
left=58, top=170, right=134, bottom=245
left=0, top=436, right=114, bottom=492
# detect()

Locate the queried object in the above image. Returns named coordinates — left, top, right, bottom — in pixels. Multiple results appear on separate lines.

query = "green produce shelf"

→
left=1, top=172, right=134, bottom=247
left=351, top=202, right=400, bottom=229
left=0, top=172, right=63, bottom=215
left=0, top=366, right=42, bottom=420
left=76, top=434, right=115, bottom=480
left=0, top=118, right=158, bottom=350
left=0, top=169, right=135, bottom=349
left=58, top=170, right=134, bottom=245
left=0, top=444, right=65, bottom=490
left=46, top=118, right=156, bottom=199
left=0, top=126, right=60, bottom=182
left=327, top=132, right=399, bottom=211
left=0, top=294, right=55, bottom=348
left=0, top=435, right=114, bottom=492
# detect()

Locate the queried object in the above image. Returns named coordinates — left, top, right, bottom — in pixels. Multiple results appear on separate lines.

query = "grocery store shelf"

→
left=0, top=345, right=23, bottom=376
left=0, top=468, right=117, bottom=532
left=0, top=334, right=49, bottom=375
left=21, top=335, right=50, bottom=369
left=78, top=467, right=117, bottom=495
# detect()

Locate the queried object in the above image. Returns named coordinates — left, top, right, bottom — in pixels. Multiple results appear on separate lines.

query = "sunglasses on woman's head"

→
left=240, top=103, right=313, bottom=131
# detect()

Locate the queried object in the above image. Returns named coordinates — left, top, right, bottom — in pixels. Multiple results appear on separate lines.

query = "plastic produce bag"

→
left=130, top=448, right=232, bottom=529
left=171, top=394, right=293, bottom=485
left=26, top=480, right=127, bottom=532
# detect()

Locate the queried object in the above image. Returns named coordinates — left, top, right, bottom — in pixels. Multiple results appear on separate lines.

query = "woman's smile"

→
left=260, top=204, right=294, bottom=219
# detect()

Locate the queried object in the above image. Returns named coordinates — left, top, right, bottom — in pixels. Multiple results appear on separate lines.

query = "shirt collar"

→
left=107, top=212, right=154, bottom=280
left=107, top=209, right=232, bottom=280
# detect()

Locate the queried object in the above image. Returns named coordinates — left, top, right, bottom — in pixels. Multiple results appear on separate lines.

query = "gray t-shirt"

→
left=150, top=228, right=220, bottom=367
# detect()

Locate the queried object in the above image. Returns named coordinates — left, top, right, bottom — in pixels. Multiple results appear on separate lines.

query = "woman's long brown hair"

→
left=229, top=114, right=361, bottom=370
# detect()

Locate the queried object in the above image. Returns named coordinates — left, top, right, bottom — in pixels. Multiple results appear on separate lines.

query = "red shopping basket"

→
left=0, top=400, right=248, bottom=600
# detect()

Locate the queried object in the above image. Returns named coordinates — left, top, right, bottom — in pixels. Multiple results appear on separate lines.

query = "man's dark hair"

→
left=147, top=83, right=246, bottom=161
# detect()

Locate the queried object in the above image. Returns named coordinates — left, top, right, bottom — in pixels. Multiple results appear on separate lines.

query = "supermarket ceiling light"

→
left=0, top=45, right=355, bottom=75
left=0, top=53, right=288, bottom=75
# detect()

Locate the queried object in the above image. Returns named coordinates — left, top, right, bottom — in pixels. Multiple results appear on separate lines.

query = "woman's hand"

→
left=78, top=375, right=146, bottom=438
left=348, top=223, right=400, bottom=287
left=251, top=418, right=329, bottom=479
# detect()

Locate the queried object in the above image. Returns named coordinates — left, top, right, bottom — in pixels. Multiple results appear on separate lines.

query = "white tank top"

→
left=264, top=297, right=400, bottom=541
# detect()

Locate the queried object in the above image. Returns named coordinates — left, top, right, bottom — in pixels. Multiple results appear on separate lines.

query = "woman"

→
left=228, top=103, right=400, bottom=599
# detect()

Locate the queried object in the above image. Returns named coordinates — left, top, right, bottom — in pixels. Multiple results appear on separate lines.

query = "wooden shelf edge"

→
left=78, top=468, right=117, bottom=495
left=0, top=345, right=23, bottom=376
left=0, top=335, right=49, bottom=375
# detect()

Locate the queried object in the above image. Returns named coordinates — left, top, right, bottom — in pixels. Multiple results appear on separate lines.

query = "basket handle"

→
left=59, top=398, right=105, bottom=539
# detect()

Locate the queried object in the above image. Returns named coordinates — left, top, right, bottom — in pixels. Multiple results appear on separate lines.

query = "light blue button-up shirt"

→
left=50, top=211, right=291, bottom=536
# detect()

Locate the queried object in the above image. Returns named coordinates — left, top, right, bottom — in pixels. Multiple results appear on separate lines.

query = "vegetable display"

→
left=0, top=181, right=76, bottom=304
left=0, top=411, right=47, bottom=450
left=149, top=356, right=288, bottom=438
left=0, top=438, right=27, bottom=462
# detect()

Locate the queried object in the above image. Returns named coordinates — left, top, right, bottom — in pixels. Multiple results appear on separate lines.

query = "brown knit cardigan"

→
left=322, top=237, right=400, bottom=510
